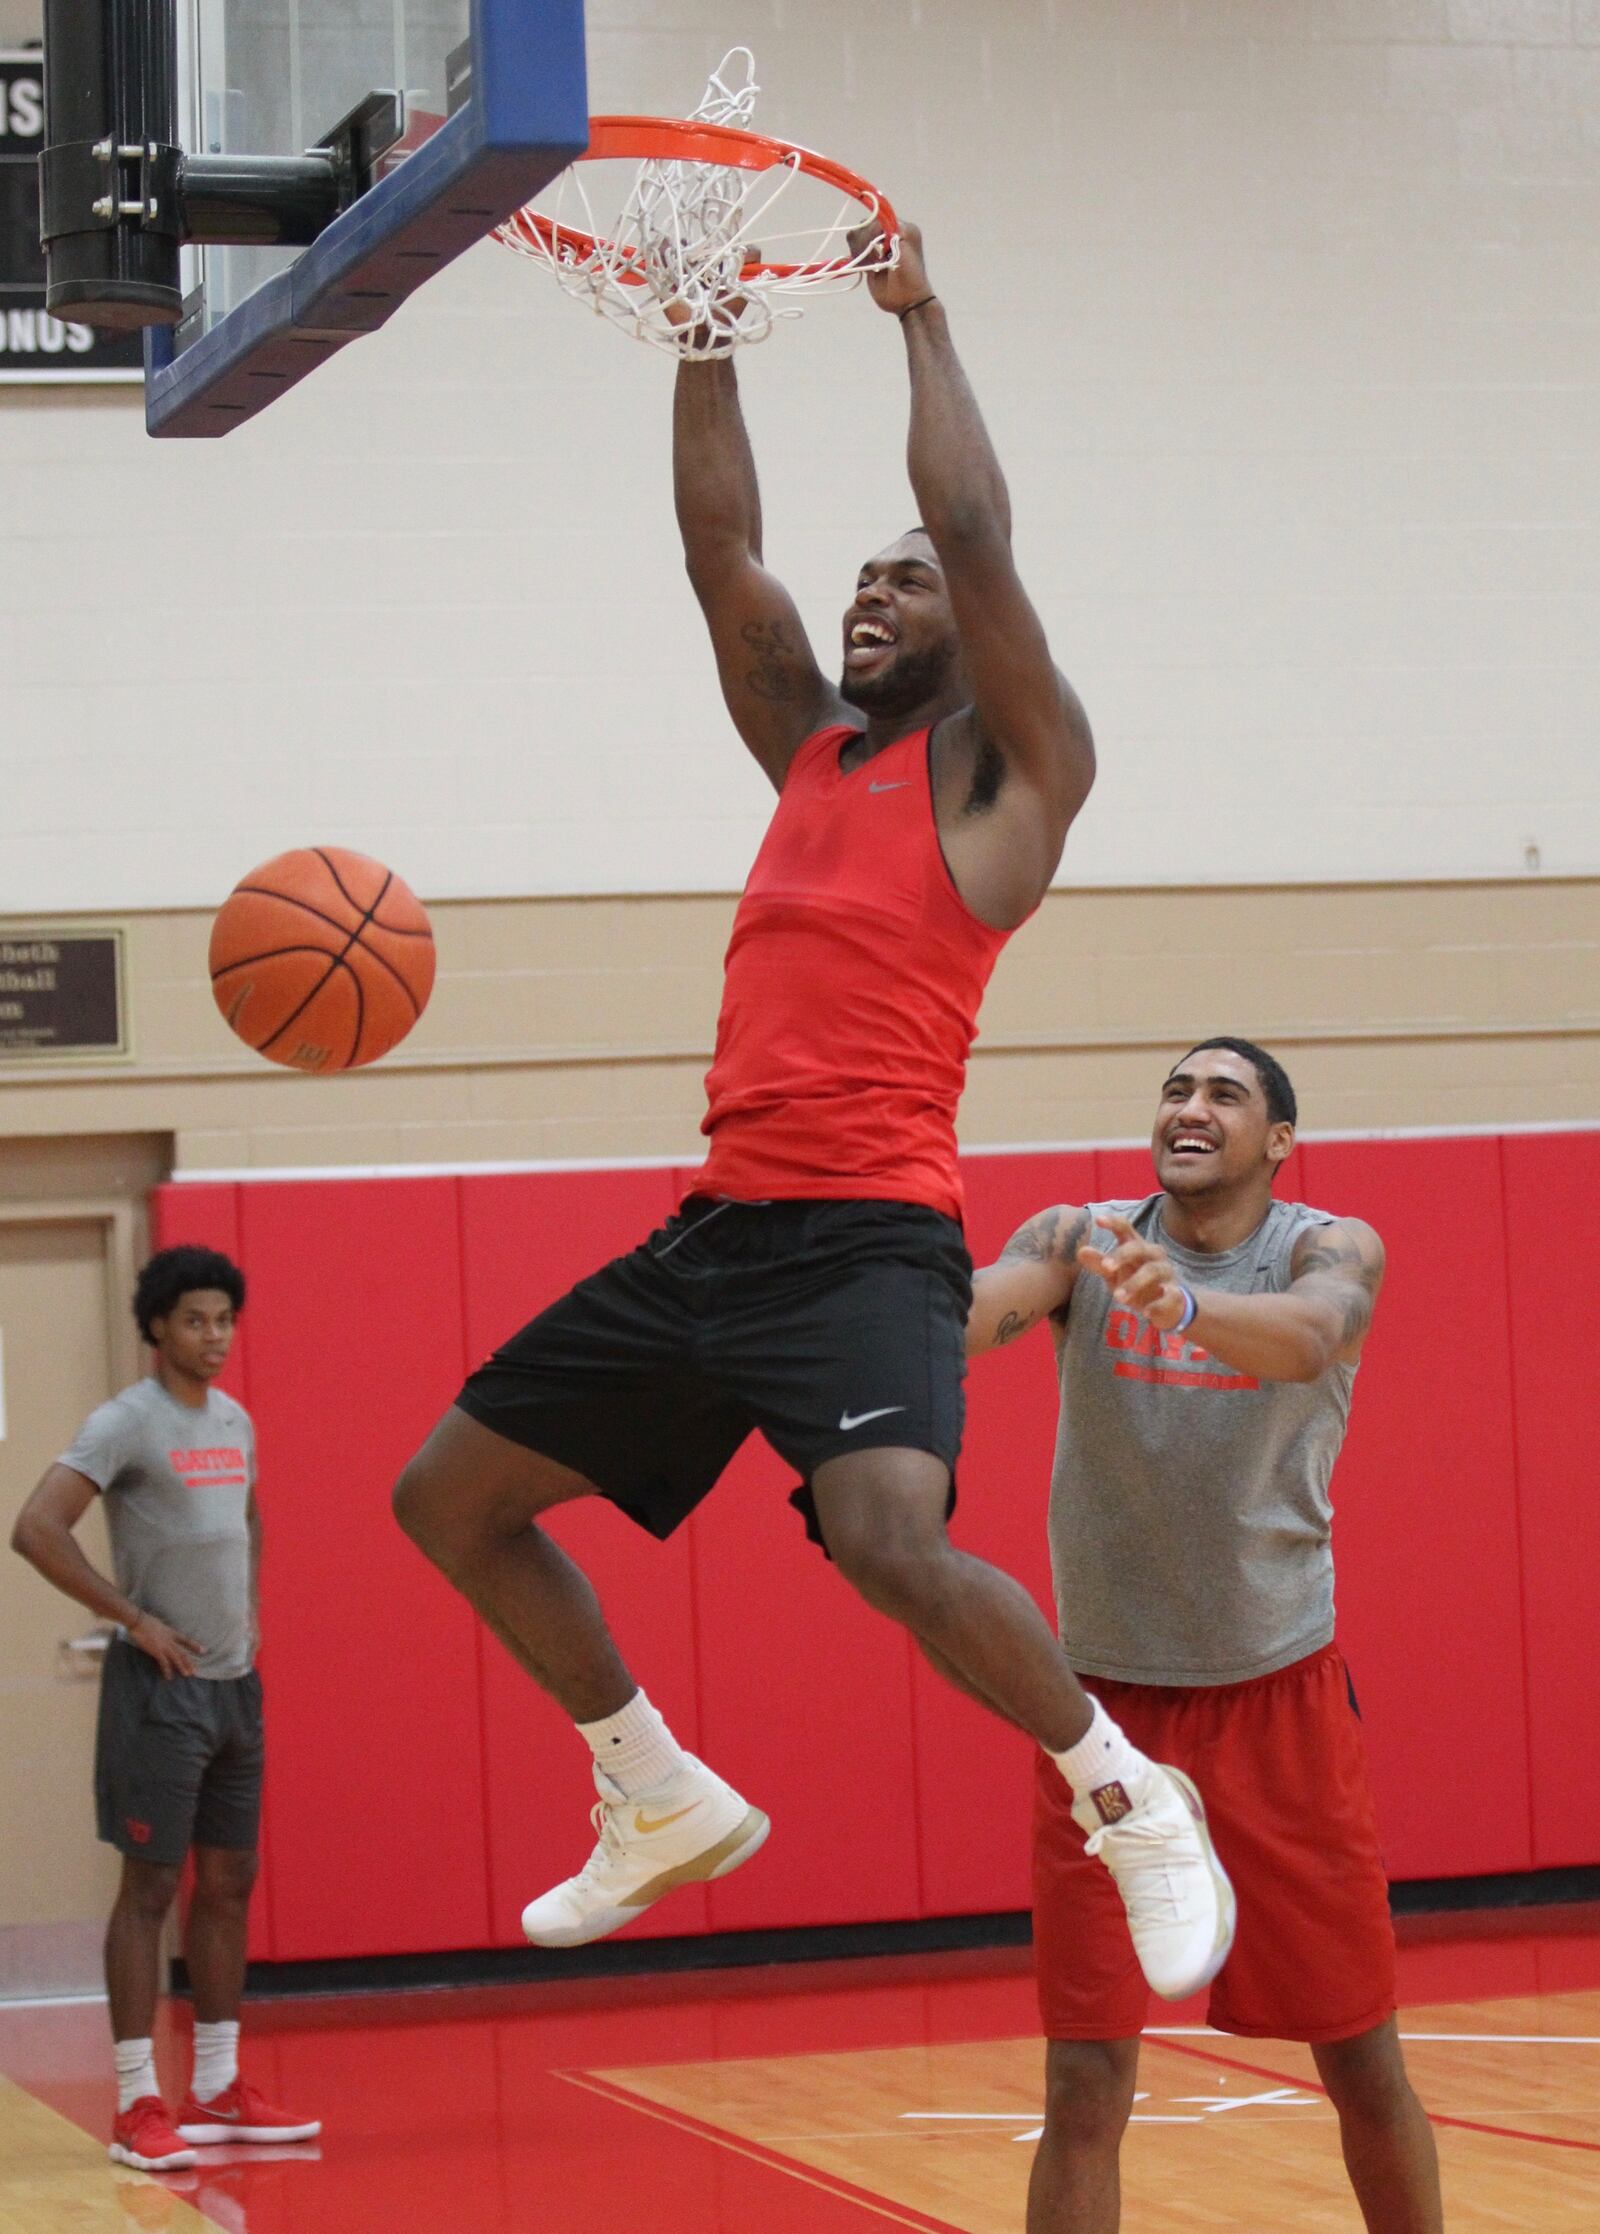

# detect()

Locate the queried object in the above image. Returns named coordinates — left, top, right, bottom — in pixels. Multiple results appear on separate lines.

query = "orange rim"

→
left=504, top=113, right=898, bottom=282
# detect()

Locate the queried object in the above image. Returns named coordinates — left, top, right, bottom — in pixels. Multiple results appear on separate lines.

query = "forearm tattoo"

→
left=986, top=1205, right=1093, bottom=1340
left=741, top=618, right=799, bottom=703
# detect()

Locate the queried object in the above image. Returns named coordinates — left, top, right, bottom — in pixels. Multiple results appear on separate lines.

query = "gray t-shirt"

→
left=61, top=1377, right=256, bottom=1680
left=1049, top=1196, right=1355, bottom=1688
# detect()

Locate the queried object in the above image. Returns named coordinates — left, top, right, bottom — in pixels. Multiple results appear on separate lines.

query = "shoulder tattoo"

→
left=999, top=1204, right=1089, bottom=1268
left=1293, top=1224, right=1383, bottom=1349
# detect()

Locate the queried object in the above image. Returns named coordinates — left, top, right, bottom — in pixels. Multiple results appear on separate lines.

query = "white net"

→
left=494, top=50, right=897, bottom=358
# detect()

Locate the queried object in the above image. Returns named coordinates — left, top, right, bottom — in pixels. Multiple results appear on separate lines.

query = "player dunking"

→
left=394, top=224, right=1232, bottom=1997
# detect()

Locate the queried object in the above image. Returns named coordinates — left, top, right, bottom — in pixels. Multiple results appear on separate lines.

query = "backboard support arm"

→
left=40, top=0, right=406, bottom=328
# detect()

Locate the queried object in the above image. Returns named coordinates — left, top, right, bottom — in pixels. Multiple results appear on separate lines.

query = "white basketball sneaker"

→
left=521, top=1755, right=770, bottom=1948
left=1075, top=1763, right=1237, bottom=2001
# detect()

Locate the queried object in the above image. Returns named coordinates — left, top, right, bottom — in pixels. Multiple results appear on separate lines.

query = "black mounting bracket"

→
left=310, top=89, right=405, bottom=207
left=39, top=0, right=407, bottom=331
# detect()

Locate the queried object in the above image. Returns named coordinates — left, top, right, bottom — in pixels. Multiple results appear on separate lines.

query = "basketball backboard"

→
left=139, top=0, right=587, bottom=436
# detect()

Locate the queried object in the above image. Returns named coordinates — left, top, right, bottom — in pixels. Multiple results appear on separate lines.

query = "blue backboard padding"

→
left=144, top=0, right=587, bottom=437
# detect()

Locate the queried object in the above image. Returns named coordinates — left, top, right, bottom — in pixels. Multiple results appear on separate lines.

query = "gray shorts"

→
left=95, top=1637, right=264, bottom=1868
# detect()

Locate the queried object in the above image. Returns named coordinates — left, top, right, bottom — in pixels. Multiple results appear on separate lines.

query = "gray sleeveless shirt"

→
left=1048, top=1195, right=1355, bottom=1687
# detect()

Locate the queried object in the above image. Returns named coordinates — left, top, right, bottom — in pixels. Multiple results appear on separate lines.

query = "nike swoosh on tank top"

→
left=692, top=722, right=1014, bottom=1223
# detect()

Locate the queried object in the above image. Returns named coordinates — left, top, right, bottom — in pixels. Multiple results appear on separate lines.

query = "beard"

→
left=839, top=637, right=957, bottom=720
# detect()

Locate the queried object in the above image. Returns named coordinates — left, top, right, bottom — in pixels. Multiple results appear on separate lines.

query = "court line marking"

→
left=1151, top=2035, right=1600, bottom=2156
left=1397, top=2034, right=1600, bottom=2046
left=899, top=2109, right=1196, bottom=2135
left=0, top=1992, right=108, bottom=2010
left=1149, top=2026, right=1600, bottom=2047
left=555, top=2069, right=975, bottom=2234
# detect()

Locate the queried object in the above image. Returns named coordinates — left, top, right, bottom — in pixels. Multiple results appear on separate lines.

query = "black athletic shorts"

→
left=456, top=1195, right=972, bottom=1547
left=95, top=1637, right=264, bottom=1868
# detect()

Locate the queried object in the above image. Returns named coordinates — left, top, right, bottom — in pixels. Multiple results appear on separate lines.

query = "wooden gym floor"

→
left=1, top=1905, right=1596, bottom=2232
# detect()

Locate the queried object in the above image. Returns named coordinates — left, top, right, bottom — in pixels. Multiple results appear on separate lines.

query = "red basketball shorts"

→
left=1033, top=1643, right=1396, bottom=2044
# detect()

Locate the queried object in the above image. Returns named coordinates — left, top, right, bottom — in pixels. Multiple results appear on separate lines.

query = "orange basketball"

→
left=209, top=847, right=436, bottom=1073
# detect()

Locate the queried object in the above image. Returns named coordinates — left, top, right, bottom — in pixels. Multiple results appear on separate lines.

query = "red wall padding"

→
left=1295, top=1137, right=1532, bottom=1881
left=693, top=1432, right=925, bottom=1931
left=1500, top=1133, right=1600, bottom=1868
left=154, top=1179, right=494, bottom=1960
left=912, top=1152, right=1094, bottom=1918
left=148, top=1128, right=1598, bottom=1960
left=457, top=1167, right=707, bottom=1944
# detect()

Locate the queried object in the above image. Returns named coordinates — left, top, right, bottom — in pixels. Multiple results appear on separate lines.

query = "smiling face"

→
left=839, top=531, right=961, bottom=720
left=1152, top=1049, right=1295, bottom=1199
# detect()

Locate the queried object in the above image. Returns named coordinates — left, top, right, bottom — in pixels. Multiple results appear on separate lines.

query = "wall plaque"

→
left=0, top=930, right=127, bottom=1058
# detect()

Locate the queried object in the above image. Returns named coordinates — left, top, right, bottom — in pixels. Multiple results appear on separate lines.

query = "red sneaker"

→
left=110, top=2096, right=200, bottom=2170
left=175, top=2076, right=321, bottom=2145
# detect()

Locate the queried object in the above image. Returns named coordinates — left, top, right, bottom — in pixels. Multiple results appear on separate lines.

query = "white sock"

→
left=577, top=1689, right=689, bottom=1799
left=1053, top=1697, right=1155, bottom=1823
left=114, top=2037, right=159, bottom=2114
left=191, top=2019, right=240, bottom=2104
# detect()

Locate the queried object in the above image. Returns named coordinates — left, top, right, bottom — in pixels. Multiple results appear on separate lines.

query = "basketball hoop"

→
left=493, top=50, right=899, bottom=358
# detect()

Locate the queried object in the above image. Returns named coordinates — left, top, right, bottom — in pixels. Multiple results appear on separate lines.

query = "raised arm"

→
left=967, top=1204, right=1090, bottom=1357
left=860, top=225, right=1095, bottom=912
left=1076, top=1213, right=1386, bottom=1384
left=673, top=357, right=844, bottom=788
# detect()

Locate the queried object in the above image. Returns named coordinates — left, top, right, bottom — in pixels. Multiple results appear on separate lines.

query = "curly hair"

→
left=133, top=1246, right=246, bottom=1342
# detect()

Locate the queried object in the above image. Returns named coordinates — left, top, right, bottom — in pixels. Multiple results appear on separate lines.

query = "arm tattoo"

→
left=1000, top=1205, right=1092, bottom=1270
left=1293, top=1235, right=1361, bottom=1278
left=1294, top=1228, right=1382, bottom=1348
left=1328, top=1285, right=1374, bottom=1347
left=741, top=618, right=798, bottom=703
left=994, top=1309, right=1036, bottom=1346
left=1000, top=1211, right=1057, bottom=1265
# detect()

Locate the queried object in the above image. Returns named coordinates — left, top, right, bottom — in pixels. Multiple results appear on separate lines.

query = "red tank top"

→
left=692, top=722, right=1014, bottom=1223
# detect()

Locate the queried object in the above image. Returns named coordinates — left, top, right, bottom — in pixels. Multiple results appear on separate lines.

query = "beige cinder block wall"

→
left=3, top=0, right=1599, bottom=913
left=2, top=3, right=1598, bottom=1172
left=0, top=878, right=1594, bottom=1175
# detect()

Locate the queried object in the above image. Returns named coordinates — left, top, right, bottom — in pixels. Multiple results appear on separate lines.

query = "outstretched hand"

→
left=847, top=217, right=929, bottom=316
left=1076, top=1212, right=1189, bottom=1332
